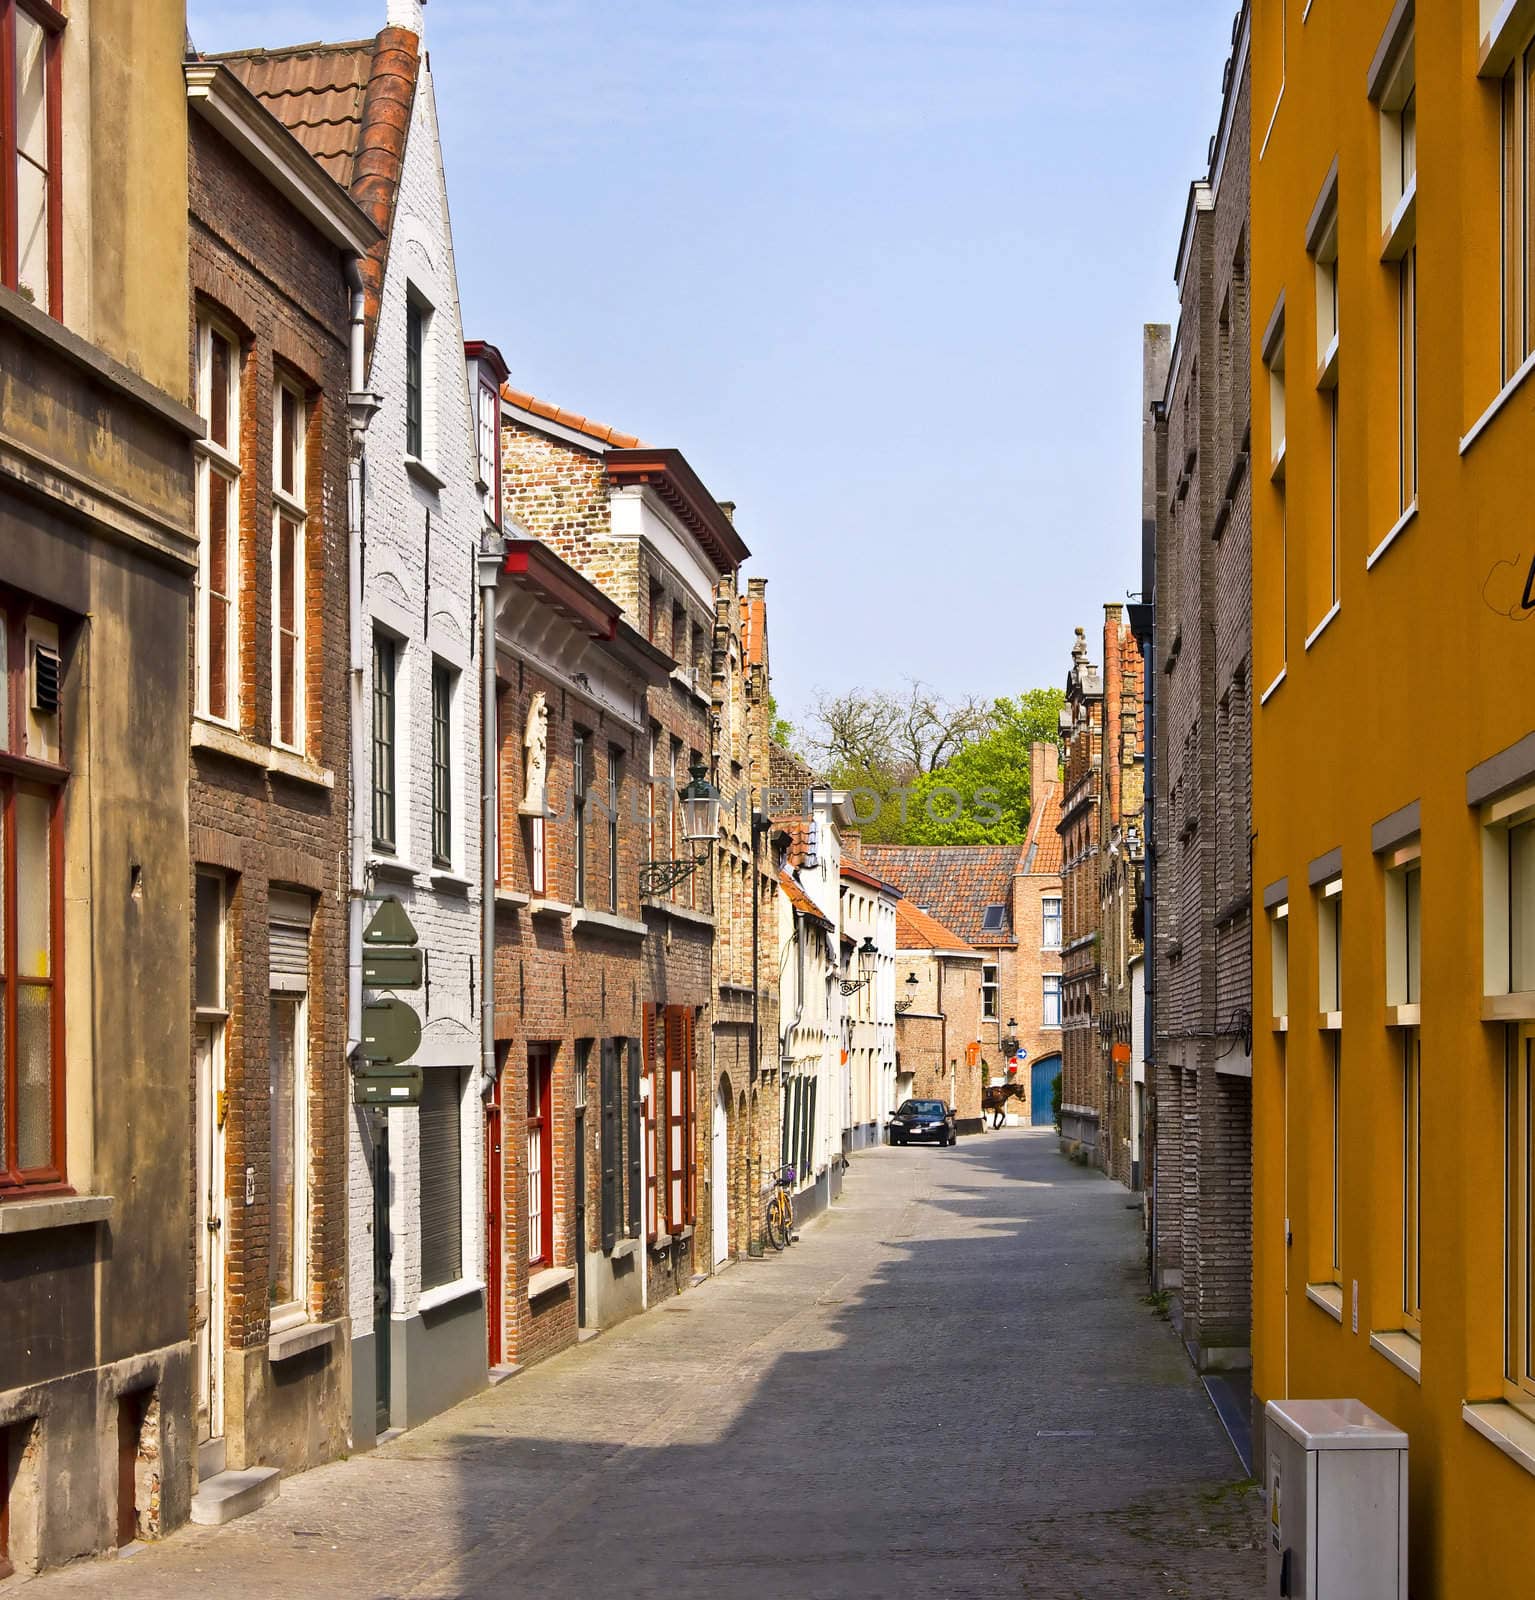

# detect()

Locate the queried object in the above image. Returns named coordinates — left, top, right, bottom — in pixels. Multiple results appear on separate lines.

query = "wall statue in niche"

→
left=521, top=690, right=548, bottom=815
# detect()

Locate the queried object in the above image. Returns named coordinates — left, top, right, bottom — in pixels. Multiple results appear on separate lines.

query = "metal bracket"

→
left=839, top=977, right=872, bottom=997
left=639, top=855, right=706, bottom=898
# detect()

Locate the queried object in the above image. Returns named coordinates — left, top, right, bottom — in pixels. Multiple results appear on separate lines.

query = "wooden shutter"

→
left=419, top=1068, right=463, bottom=1291
left=600, top=1040, right=619, bottom=1253
left=626, top=1038, right=642, bottom=1237
left=642, top=1006, right=658, bottom=1240
left=803, top=1077, right=818, bottom=1180
left=683, top=1008, right=697, bottom=1225
left=666, top=1009, right=686, bottom=1229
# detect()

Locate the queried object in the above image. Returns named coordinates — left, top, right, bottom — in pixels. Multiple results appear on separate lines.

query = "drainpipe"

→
left=343, top=256, right=379, bottom=1076
left=477, top=544, right=503, bottom=1096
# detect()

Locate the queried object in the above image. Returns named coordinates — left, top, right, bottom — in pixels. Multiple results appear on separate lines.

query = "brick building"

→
left=1147, top=8, right=1253, bottom=1378
left=1057, top=630, right=1104, bottom=1160
left=1095, top=605, right=1147, bottom=1189
left=0, top=0, right=200, bottom=1571
left=891, top=900, right=984, bottom=1126
left=488, top=540, right=675, bottom=1364
left=182, top=58, right=377, bottom=1512
left=1013, top=743, right=1064, bottom=1126
left=218, top=0, right=493, bottom=1444
left=496, top=391, right=747, bottom=1273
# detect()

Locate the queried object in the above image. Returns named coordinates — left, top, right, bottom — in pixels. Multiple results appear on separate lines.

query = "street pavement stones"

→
left=23, top=1129, right=1262, bottom=1599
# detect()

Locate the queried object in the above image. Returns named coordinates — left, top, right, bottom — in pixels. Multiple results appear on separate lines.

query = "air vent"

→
left=31, top=642, right=60, bottom=717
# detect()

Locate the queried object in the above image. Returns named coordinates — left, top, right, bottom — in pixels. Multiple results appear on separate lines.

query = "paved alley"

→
left=24, top=1132, right=1262, bottom=1600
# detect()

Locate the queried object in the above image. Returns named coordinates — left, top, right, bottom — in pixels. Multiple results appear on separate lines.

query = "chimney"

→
left=717, top=500, right=736, bottom=524
left=386, top=0, right=425, bottom=37
left=842, top=830, right=863, bottom=861
left=1030, top=741, right=1057, bottom=802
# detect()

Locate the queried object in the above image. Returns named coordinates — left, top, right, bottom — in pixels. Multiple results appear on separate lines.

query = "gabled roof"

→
left=501, top=385, right=644, bottom=450
left=895, top=898, right=975, bottom=955
left=861, top=846, right=1023, bottom=948
left=1023, top=776, right=1063, bottom=876
left=780, top=873, right=831, bottom=927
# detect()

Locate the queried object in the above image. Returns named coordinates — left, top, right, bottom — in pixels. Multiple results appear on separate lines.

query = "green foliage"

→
left=767, top=693, right=795, bottom=751
left=1051, top=1071, right=1063, bottom=1130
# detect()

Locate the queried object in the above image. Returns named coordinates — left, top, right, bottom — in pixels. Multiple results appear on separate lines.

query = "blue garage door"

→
left=1030, top=1055, right=1061, bottom=1126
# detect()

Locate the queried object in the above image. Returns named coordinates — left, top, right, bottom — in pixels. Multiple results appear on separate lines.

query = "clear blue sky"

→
left=187, top=0, right=1237, bottom=728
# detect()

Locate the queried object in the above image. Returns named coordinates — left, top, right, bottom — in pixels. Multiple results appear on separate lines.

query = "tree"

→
left=767, top=693, right=796, bottom=751
left=803, top=680, right=993, bottom=779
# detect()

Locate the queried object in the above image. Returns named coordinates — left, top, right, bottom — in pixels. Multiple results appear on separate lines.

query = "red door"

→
left=485, top=1069, right=503, bottom=1367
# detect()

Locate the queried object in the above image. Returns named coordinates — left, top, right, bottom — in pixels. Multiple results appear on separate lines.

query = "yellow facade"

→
left=1251, top=2, right=1535, bottom=1593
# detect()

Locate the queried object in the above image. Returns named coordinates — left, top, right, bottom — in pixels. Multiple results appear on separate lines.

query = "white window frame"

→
left=1042, top=895, right=1062, bottom=950
left=1318, top=877, right=1343, bottom=1024
left=1384, top=843, right=1422, bottom=1014
left=1271, top=900, right=1290, bottom=1027
left=195, top=316, right=241, bottom=729
left=267, top=980, right=309, bottom=1330
left=1042, top=973, right=1061, bottom=1029
left=1482, top=785, right=1535, bottom=1012
left=981, top=961, right=999, bottom=1021
left=272, top=376, right=307, bottom=755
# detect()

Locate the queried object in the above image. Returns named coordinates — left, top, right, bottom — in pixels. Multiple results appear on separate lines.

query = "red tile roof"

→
left=779, top=873, right=830, bottom=925
left=1023, top=776, right=1064, bottom=876
left=861, top=846, right=1022, bottom=947
left=501, top=385, right=644, bottom=450
left=895, top=898, right=975, bottom=954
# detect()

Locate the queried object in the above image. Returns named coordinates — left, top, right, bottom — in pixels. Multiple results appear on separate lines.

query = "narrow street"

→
left=27, top=1132, right=1260, bottom=1600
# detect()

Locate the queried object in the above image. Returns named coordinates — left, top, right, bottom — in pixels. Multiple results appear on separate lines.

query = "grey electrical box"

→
left=1265, top=1398, right=1408, bottom=1599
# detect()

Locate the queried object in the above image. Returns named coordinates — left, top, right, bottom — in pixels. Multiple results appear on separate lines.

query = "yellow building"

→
left=1251, top=1, right=1535, bottom=1591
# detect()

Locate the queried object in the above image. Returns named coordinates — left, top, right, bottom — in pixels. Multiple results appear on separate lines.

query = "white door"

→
left=712, top=1086, right=729, bottom=1267
left=194, top=1021, right=225, bottom=1446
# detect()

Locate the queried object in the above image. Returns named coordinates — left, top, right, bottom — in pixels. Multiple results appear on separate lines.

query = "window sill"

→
left=1306, top=1281, right=1344, bottom=1322
left=530, top=898, right=573, bottom=919
left=1484, top=992, right=1535, bottom=1022
left=1369, top=1329, right=1422, bottom=1383
left=1270, top=440, right=1286, bottom=483
left=1463, top=1400, right=1535, bottom=1477
left=1316, top=332, right=1339, bottom=391
left=1479, top=0, right=1535, bottom=78
left=1304, top=603, right=1341, bottom=652
left=1273, top=1015, right=1289, bottom=1033
left=268, top=1318, right=337, bottom=1363
left=1385, top=1003, right=1421, bottom=1028
left=267, top=745, right=334, bottom=790
left=1462, top=344, right=1535, bottom=455
left=1260, top=666, right=1287, bottom=707
left=404, top=455, right=447, bottom=493
left=1319, top=1010, right=1343, bottom=1031
left=191, top=719, right=334, bottom=790
left=1380, top=179, right=1416, bottom=262
left=571, top=907, right=648, bottom=940
left=528, top=1265, right=575, bottom=1302
left=609, top=1237, right=640, bottom=1261
left=648, top=1233, right=674, bottom=1255
left=494, top=888, right=531, bottom=911
left=1367, top=503, right=1417, bottom=571
left=370, top=855, right=422, bottom=883
left=430, top=870, right=474, bottom=895
left=0, top=1193, right=113, bottom=1233
left=641, top=899, right=714, bottom=930
left=417, top=1277, right=484, bottom=1315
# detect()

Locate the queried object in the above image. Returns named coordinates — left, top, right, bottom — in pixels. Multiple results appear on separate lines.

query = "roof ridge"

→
left=205, top=39, right=376, bottom=61
left=501, top=384, right=644, bottom=450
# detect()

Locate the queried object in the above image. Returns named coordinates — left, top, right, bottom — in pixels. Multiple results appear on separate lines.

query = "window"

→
left=665, top=1008, right=694, bottom=1229
left=1507, top=1025, right=1535, bottom=1412
left=687, top=749, right=702, bottom=908
left=4, top=0, right=63, bottom=316
left=981, top=962, right=998, bottom=1021
left=371, top=632, right=398, bottom=851
left=0, top=599, right=65, bottom=1193
left=268, top=890, right=312, bottom=1317
left=1482, top=799, right=1535, bottom=1000
left=1402, top=1028, right=1421, bottom=1336
left=1329, top=1034, right=1342, bottom=1281
left=527, top=1045, right=553, bottom=1266
left=646, top=723, right=659, bottom=864
left=477, top=381, right=500, bottom=525
left=599, top=1037, right=621, bottom=1252
left=1318, top=878, right=1343, bottom=1019
left=273, top=379, right=307, bottom=751
left=1327, top=390, right=1340, bottom=610
left=1271, top=901, right=1290, bottom=1024
left=607, top=746, right=622, bottom=913
left=1501, top=37, right=1535, bottom=380
left=1042, top=974, right=1062, bottom=1029
left=980, top=903, right=1006, bottom=936
left=195, top=319, right=241, bottom=725
left=419, top=1068, right=463, bottom=1292
left=642, top=1013, right=658, bottom=1240
left=648, top=582, right=665, bottom=646
left=1042, top=896, right=1062, bottom=950
left=573, top=729, right=588, bottom=906
left=431, top=661, right=454, bottom=868
left=1397, top=246, right=1418, bottom=513
left=405, top=296, right=426, bottom=460
left=626, top=1036, right=641, bottom=1239
left=1266, top=329, right=1287, bottom=479
left=1385, top=854, right=1421, bottom=1008
left=1313, top=196, right=1339, bottom=375
left=528, top=814, right=546, bottom=897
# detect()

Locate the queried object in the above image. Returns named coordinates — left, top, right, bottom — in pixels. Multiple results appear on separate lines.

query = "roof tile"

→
left=501, top=385, right=644, bottom=450
left=894, top=898, right=975, bottom=954
left=861, top=846, right=1022, bottom=947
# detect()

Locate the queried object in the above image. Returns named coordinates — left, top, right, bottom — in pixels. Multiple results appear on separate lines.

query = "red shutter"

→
left=642, top=1006, right=658, bottom=1241
left=666, top=1009, right=685, bottom=1230
left=684, top=1008, right=697, bottom=1226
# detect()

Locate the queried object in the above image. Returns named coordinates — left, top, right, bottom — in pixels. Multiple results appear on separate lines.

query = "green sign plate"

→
left=364, top=895, right=419, bottom=947
left=353, top=1064, right=423, bottom=1107
left=361, top=997, right=423, bottom=1064
left=363, top=946, right=423, bottom=990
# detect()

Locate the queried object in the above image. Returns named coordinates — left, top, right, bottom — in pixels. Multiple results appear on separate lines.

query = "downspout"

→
left=344, top=255, right=379, bottom=1075
left=748, top=808, right=762, bottom=1255
left=477, top=544, right=503, bottom=1096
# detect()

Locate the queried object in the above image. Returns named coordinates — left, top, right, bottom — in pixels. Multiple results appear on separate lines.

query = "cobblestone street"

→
left=23, top=1131, right=1261, bottom=1599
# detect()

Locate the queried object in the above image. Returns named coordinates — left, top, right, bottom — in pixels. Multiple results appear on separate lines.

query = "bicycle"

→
left=764, top=1164, right=796, bottom=1251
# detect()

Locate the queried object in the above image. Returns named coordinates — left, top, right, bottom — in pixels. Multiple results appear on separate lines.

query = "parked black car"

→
left=888, top=1099, right=957, bottom=1146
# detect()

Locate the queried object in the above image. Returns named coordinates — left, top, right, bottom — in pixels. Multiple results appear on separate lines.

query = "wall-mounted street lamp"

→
left=895, top=971, right=919, bottom=1013
left=1001, top=1017, right=1020, bottom=1058
left=640, top=762, right=721, bottom=897
left=839, top=936, right=878, bottom=996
